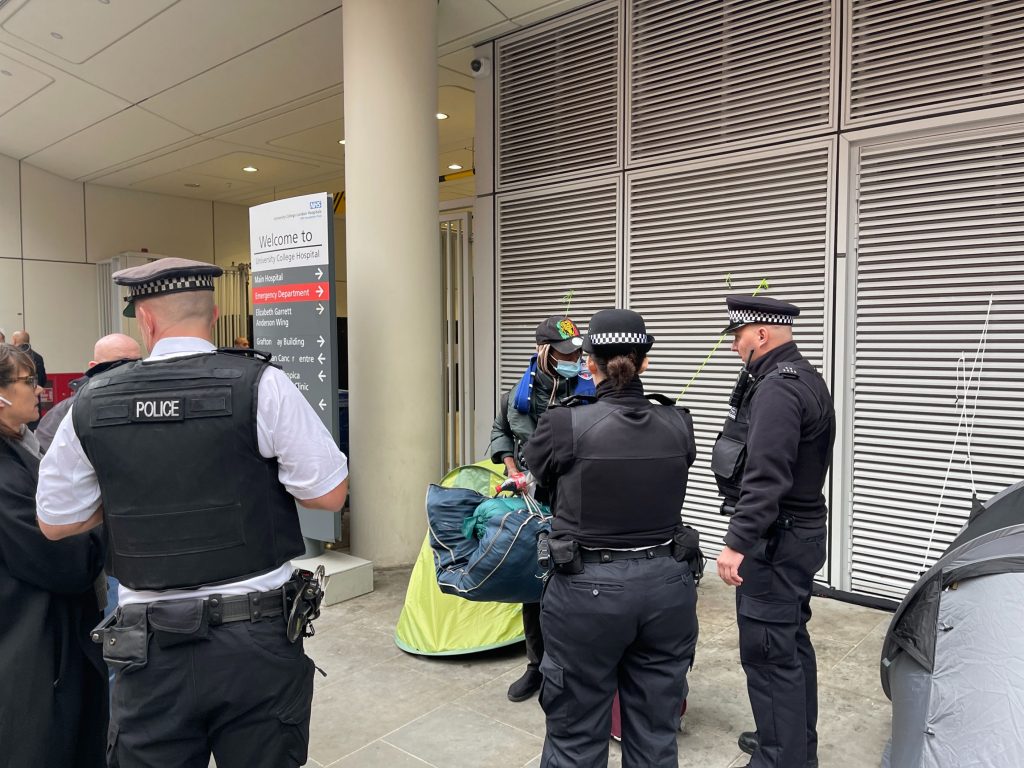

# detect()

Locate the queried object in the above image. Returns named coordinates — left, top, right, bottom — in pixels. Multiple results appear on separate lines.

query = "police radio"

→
left=727, top=350, right=755, bottom=420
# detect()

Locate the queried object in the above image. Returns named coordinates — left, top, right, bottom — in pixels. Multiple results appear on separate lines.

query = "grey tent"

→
left=880, top=480, right=1024, bottom=768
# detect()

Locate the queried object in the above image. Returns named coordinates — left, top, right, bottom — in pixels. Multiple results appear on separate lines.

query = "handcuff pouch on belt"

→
left=671, top=523, right=706, bottom=583
left=285, top=565, right=326, bottom=643
left=92, top=607, right=150, bottom=673
left=548, top=537, right=583, bottom=575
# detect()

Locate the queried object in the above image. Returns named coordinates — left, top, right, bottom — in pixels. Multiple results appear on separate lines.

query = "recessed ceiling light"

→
left=0, top=70, right=11, bottom=77
left=242, top=166, right=258, bottom=173
left=184, top=183, right=201, bottom=188
left=436, top=112, right=448, bottom=120
left=338, top=139, right=345, bottom=145
left=447, top=163, right=463, bottom=171
left=50, top=32, right=63, bottom=40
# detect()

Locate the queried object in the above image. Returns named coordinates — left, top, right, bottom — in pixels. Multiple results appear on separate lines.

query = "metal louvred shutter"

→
left=496, top=1, right=621, bottom=191
left=627, top=141, right=834, bottom=555
left=846, top=0, right=1024, bottom=127
left=496, top=177, right=621, bottom=396
left=849, top=125, right=1024, bottom=600
left=628, top=0, right=834, bottom=166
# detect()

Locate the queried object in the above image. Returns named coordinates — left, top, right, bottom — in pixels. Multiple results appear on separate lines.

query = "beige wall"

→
left=0, top=155, right=250, bottom=370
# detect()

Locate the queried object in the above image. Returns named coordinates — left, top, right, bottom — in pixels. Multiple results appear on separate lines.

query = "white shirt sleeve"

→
left=36, top=404, right=103, bottom=525
left=256, top=366, right=348, bottom=499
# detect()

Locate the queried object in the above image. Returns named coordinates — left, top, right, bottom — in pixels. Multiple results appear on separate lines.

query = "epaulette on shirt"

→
left=776, top=363, right=801, bottom=379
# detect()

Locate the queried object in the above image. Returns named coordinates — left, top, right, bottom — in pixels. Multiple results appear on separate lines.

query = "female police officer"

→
left=523, top=308, right=700, bottom=768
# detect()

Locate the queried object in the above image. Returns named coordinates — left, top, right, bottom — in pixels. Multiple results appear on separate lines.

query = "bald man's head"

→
left=11, top=330, right=28, bottom=346
left=91, top=333, right=142, bottom=367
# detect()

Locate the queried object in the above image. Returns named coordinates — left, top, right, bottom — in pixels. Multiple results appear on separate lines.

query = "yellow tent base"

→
left=394, top=534, right=525, bottom=656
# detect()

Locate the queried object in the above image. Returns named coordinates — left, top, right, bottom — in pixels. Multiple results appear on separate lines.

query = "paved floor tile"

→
left=384, top=704, right=542, bottom=768
left=294, top=567, right=893, bottom=767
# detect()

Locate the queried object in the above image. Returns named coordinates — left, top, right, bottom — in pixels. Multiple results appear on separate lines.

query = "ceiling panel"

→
left=141, top=8, right=343, bottom=134
left=438, top=85, right=474, bottom=154
left=1, top=0, right=176, bottom=65
left=25, top=106, right=192, bottom=179
left=129, top=169, right=261, bottom=200
left=50, top=0, right=341, bottom=103
left=0, top=49, right=52, bottom=117
left=0, top=71, right=128, bottom=158
left=85, top=138, right=243, bottom=187
left=438, top=0, right=508, bottom=46
left=179, top=151, right=336, bottom=189
left=268, top=119, right=345, bottom=162
left=507, top=0, right=596, bottom=27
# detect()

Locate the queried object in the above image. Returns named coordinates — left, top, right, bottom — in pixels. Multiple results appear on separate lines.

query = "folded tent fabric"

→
left=427, top=483, right=551, bottom=604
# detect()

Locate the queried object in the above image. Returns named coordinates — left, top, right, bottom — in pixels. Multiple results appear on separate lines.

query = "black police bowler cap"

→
left=582, top=308, right=654, bottom=354
left=113, top=257, right=223, bottom=317
left=724, top=294, right=800, bottom=333
left=535, top=315, right=584, bottom=354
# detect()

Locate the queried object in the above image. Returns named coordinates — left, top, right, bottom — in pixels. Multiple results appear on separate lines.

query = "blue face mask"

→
left=554, top=360, right=581, bottom=379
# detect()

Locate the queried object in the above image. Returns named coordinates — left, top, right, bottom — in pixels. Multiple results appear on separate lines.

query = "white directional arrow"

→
left=316, top=285, right=324, bottom=298
left=317, top=335, right=325, bottom=347
left=318, top=398, right=327, bottom=411
left=315, top=268, right=324, bottom=280
left=317, top=353, right=325, bottom=364
left=318, top=370, right=326, bottom=382
left=316, top=303, right=324, bottom=315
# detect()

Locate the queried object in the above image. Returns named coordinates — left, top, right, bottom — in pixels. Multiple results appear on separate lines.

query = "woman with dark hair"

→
left=0, top=343, right=108, bottom=767
left=523, top=309, right=701, bottom=768
left=488, top=314, right=594, bottom=702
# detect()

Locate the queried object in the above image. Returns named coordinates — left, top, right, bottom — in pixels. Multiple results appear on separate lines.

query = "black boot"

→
left=507, top=666, right=542, bottom=702
left=737, top=731, right=818, bottom=768
left=738, top=731, right=758, bottom=755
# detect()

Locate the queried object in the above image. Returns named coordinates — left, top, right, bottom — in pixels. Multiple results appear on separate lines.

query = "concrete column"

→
left=343, top=0, right=441, bottom=566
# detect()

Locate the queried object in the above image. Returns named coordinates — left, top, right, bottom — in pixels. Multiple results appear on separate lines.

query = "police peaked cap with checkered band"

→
left=582, top=308, right=654, bottom=354
left=113, top=257, right=223, bottom=317
left=723, top=294, right=800, bottom=333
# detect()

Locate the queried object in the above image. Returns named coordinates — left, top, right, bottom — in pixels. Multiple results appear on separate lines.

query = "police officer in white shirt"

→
left=37, top=257, right=349, bottom=768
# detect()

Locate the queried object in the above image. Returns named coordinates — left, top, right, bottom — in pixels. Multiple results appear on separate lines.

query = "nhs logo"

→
left=309, top=200, right=323, bottom=210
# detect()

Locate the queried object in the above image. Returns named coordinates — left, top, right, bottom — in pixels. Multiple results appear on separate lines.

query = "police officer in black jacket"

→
left=524, top=308, right=700, bottom=768
left=712, top=295, right=835, bottom=768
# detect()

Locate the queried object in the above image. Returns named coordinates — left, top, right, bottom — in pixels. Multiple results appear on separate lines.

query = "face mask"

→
left=554, top=360, right=580, bottom=379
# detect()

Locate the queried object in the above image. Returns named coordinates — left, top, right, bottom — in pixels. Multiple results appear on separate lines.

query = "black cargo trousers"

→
left=736, top=523, right=827, bottom=768
left=104, top=599, right=315, bottom=768
left=538, top=555, right=698, bottom=768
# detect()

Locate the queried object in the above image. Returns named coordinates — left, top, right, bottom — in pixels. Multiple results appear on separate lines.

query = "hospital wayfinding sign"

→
left=249, top=192, right=339, bottom=444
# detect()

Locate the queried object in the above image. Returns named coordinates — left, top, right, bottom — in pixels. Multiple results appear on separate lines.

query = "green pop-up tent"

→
left=394, top=462, right=525, bottom=655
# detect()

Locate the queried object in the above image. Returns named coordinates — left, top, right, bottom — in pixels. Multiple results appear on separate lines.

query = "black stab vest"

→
left=710, top=365, right=763, bottom=513
left=711, top=359, right=831, bottom=515
left=72, top=351, right=305, bottom=590
left=550, top=395, right=696, bottom=548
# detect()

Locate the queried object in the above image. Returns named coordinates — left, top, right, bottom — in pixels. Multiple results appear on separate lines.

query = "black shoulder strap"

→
left=560, top=394, right=597, bottom=408
left=218, top=347, right=273, bottom=363
left=646, top=392, right=676, bottom=406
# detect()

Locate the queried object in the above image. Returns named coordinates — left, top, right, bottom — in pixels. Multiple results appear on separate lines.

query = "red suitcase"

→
left=610, top=690, right=687, bottom=741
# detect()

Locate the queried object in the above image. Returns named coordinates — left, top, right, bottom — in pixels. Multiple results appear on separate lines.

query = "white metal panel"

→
left=628, top=0, right=835, bottom=166
left=495, top=1, right=622, bottom=191
left=845, top=0, right=1024, bottom=128
left=627, top=140, right=835, bottom=559
left=496, top=176, right=621, bottom=394
left=849, top=123, right=1024, bottom=600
